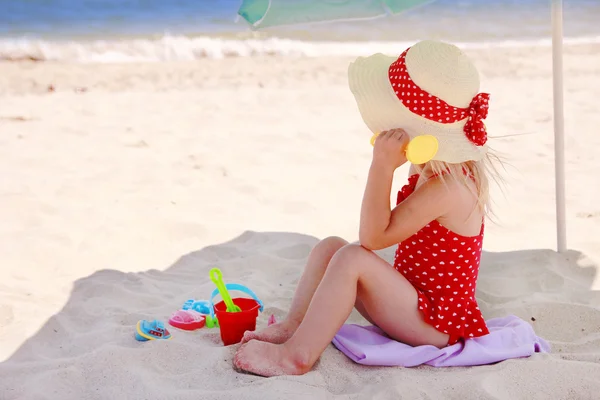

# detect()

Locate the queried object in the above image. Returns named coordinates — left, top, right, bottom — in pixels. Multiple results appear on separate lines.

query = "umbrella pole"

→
left=551, top=0, right=567, bottom=253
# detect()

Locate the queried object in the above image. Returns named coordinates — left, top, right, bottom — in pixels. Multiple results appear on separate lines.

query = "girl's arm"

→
left=359, top=160, right=395, bottom=249
left=359, top=130, right=455, bottom=251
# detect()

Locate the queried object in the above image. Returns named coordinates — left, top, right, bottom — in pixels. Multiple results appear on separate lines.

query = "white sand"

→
left=1, top=43, right=599, bottom=399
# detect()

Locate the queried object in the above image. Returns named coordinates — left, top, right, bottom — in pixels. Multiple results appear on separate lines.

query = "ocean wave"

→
left=1, top=34, right=600, bottom=63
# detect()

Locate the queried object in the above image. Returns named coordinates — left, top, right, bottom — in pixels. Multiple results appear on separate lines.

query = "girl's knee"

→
left=305, top=236, right=348, bottom=273
left=328, top=244, right=368, bottom=272
left=314, top=236, right=348, bottom=256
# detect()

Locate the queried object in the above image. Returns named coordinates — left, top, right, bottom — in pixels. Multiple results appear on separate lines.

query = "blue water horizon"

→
left=1, top=0, right=600, bottom=41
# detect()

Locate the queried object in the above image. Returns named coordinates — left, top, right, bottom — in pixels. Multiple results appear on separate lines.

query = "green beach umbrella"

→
left=237, top=0, right=568, bottom=254
left=238, top=0, right=431, bottom=29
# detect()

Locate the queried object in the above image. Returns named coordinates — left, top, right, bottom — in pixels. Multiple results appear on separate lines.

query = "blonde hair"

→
left=414, top=149, right=506, bottom=222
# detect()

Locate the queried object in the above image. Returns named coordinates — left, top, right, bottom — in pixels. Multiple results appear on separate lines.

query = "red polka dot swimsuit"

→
left=394, top=174, right=489, bottom=345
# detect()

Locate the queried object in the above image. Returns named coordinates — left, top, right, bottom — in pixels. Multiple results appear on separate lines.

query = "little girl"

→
left=234, top=40, right=497, bottom=376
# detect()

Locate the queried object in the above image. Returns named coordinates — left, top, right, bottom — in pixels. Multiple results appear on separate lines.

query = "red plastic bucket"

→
left=214, top=298, right=261, bottom=346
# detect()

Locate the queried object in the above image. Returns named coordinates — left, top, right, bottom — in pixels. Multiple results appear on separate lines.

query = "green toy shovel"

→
left=209, top=268, right=242, bottom=313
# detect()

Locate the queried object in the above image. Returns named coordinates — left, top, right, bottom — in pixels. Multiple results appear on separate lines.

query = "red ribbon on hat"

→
left=388, top=48, right=490, bottom=147
left=463, top=93, right=489, bottom=146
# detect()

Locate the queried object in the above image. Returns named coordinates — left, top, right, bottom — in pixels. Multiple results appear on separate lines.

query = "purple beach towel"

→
left=332, top=315, right=550, bottom=367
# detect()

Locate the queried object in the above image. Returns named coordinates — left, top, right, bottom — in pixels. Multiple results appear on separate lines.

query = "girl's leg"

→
left=234, top=244, right=449, bottom=377
left=241, top=236, right=348, bottom=344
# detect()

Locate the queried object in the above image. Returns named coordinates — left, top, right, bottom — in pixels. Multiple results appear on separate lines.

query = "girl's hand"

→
left=373, top=129, right=410, bottom=170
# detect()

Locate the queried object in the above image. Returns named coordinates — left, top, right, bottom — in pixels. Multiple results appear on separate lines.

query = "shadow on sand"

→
left=1, top=231, right=599, bottom=399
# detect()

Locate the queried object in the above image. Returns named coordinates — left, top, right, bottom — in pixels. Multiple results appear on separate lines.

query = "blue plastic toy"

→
left=135, top=319, right=172, bottom=341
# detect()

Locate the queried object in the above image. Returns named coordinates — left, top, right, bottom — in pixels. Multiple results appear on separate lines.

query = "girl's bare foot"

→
left=234, top=340, right=310, bottom=377
left=240, top=320, right=297, bottom=345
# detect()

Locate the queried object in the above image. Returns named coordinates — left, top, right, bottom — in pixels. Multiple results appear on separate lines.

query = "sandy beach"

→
left=1, top=42, right=599, bottom=399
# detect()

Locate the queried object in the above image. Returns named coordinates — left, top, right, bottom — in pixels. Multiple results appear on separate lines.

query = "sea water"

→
left=0, top=0, right=598, bottom=62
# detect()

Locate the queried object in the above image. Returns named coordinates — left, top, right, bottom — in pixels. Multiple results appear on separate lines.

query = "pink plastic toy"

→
left=168, top=310, right=206, bottom=331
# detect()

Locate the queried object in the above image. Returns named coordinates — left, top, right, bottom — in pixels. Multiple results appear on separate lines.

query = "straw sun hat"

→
left=348, top=40, right=490, bottom=164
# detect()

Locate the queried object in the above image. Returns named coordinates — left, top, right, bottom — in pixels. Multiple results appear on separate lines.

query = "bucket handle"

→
left=209, top=284, right=264, bottom=315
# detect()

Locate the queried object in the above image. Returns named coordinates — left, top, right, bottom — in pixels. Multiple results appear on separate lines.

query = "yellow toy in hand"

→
left=371, top=133, right=439, bottom=165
